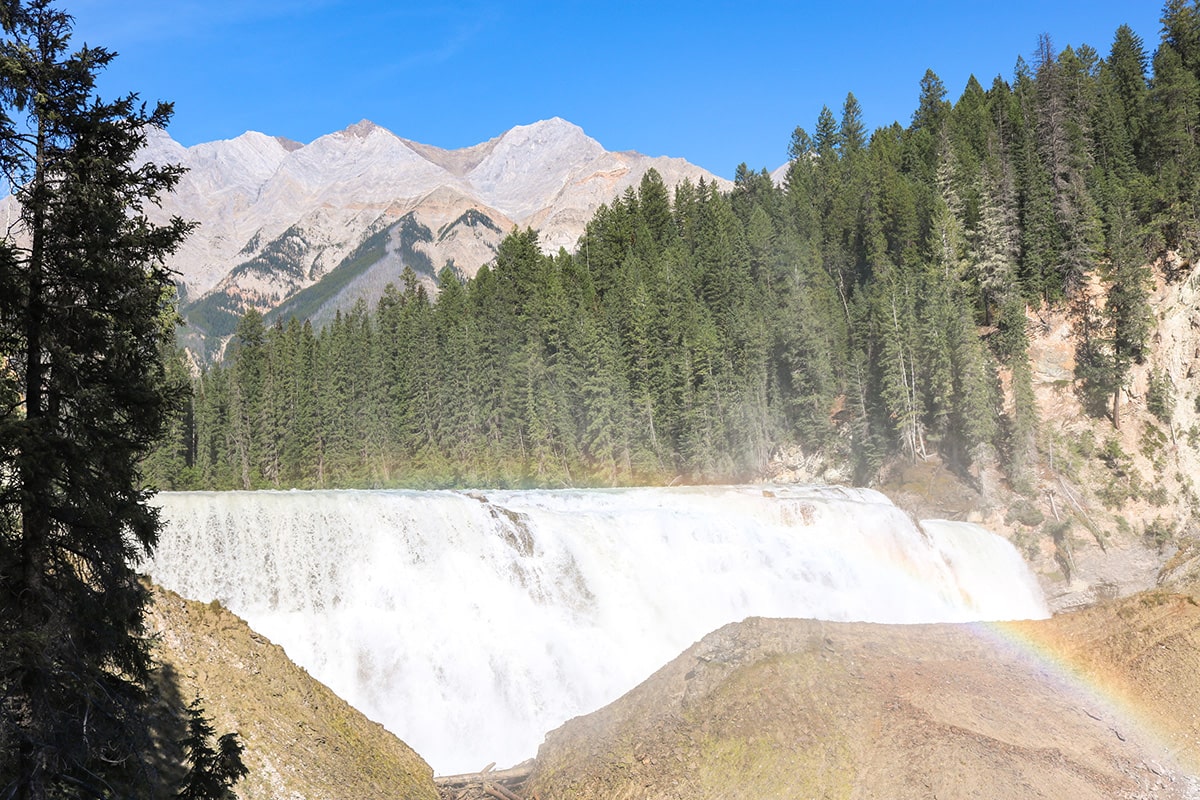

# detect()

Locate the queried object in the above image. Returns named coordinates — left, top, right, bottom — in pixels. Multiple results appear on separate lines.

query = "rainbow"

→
left=983, top=599, right=1200, bottom=777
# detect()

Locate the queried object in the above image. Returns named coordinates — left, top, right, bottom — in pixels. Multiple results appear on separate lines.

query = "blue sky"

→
left=69, top=1, right=1162, bottom=179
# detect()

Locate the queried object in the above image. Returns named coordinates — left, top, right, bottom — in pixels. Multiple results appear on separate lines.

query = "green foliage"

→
left=1097, top=474, right=1140, bottom=509
left=1100, top=436, right=1129, bottom=470
left=154, top=13, right=1199, bottom=501
left=270, top=225, right=391, bottom=324
left=1144, top=516, right=1175, bottom=550
left=0, top=2, right=243, bottom=797
left=176, top=700, right=248, bottom=800
left=1006, top=500, right=1046, bottom=528
left=1147, top=368, right=1175, bottom=422
left=230, top=224, right=312, bottom=281
left=437, top=208, right=503, bottom=242
left=1043, top=518, right=1072, bottom=544
left=1075, top=428, right=1097, bottom=459
left=183, top=291, right=252, bottom=345
left=1140, top=421, right=1168, bottom=460
left=1092, top=435, right=1142, bottom=508
left=1143, top=484, right=1170, bottom=508
left=1043, top=518, right=1075, bottom=577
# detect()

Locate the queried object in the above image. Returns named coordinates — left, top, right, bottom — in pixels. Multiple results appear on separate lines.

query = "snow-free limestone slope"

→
left=144, top=117, right=727, bottom=356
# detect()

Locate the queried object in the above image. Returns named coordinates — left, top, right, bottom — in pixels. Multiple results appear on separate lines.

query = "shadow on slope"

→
left=146, top=585, right=438, bottom=800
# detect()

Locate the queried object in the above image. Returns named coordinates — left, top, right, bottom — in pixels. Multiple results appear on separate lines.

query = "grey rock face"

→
left=141, top=118, right=728, bottom=355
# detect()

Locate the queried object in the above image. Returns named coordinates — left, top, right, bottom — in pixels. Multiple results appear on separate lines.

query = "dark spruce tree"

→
left=0, top=2, right=244, bottom=797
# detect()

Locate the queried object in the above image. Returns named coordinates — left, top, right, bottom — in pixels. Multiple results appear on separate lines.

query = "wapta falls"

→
left=145, top=485, right=1048, bottom=774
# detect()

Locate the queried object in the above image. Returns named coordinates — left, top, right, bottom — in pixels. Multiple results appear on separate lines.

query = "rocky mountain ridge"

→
left=139, top=118, right=729, bottom=356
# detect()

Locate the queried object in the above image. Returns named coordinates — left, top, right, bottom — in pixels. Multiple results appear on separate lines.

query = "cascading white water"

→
left=146, top=484, right=1047, bottom=774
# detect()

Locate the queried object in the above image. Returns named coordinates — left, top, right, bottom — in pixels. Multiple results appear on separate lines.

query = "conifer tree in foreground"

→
left=0, top=1, right=244, bottom=796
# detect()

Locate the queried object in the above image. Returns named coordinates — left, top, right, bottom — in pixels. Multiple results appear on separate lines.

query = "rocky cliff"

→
left=764, top=254, right=1200, bottom=617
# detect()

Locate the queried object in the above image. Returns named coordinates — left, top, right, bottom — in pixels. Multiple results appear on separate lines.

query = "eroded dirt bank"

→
left=527, top=596, right=1200, bottom=800
left=147, top=586, right=439, bottom=800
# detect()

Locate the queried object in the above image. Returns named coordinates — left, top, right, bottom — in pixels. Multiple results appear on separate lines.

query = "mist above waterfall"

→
left=146, top=485, right=1047, bottom=774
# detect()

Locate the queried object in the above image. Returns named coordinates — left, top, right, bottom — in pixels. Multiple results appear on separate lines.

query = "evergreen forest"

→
left=148, top=10, right=1200, bottom=491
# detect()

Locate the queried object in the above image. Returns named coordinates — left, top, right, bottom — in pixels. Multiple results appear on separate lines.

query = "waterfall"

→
left=146, top=485, right=1047, bottom=774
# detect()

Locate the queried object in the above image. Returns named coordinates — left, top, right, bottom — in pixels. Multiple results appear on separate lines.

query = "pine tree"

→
left=1146, top=38, right=1200, bottom=250
left=0, top=2, right=243, bottom=796
left=913, top=68, right=950, bottom=134
left=909, top=68, right=950, bottom=182
left=1104, top=200, right=1152, bottom=429
left=143, top=340, right=196, bottom=490
left=839, top=92, right=867, bottom=157
left=949, top=74, right=993, bottom=230
left=175, top=701, right=248, bottom=800
left=637, top=168, right=676, bottom=249
left=1004, top=307, right=1039, bottom=493
left=1093, top=30, right=1145, bottom=225
left=285, top=318, right=319, bottom=485
left=1162, top=0, right=1200, bottom=78
left=430, top=269, right=480, bottom=471
left=813, top=105, right=839, bottom=158
left=1012, top=53, right=1063, bottom=299
left=227, top=309, right=265, bottom=488
left=1034, top=37, right=1103, bottom=297
left=1106, top=24, right=1150, bottom=167
left=973, top=140, right=1021, bottom=328
left=193, top=362, right=234, bottom=489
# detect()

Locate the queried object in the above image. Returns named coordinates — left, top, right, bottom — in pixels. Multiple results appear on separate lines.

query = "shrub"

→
left=1100, top=437, right=1129, bottom=473
left=1144, top=517, right=1174, bottom=551
left=1007, top=500, right=1045, bottom=528
left=1143, top=484, right=1169, bottom=507
left=1147, top=369, right=1175, bottom=423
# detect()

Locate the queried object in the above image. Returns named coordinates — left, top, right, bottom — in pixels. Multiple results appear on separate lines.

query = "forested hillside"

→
left=147, top=10, right=1200, bottom=491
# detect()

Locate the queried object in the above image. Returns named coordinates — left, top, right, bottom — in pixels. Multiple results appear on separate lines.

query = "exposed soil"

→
left=527, top=594, right=1200, bottom=800
left=1015, top=589, right=1200, bottom=774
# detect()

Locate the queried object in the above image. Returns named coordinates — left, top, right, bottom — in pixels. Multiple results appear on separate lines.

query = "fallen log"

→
left=435, top=762, right=534, bottom=790
left=484, top=782, right=522, bottom=800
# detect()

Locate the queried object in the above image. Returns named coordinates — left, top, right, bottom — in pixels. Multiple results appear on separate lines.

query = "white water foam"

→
left=146, top=485, right=1047, bottom=774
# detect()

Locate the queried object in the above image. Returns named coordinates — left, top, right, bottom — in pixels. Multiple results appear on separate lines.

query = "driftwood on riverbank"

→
left=435, top=761, right=534, bottom=800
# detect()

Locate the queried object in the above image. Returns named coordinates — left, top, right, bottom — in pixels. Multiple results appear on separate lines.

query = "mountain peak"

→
left=502, top=117, right=588, bottom=144
left=527, top=116, right=579, bottom=132
left=341, top=119, right=386, bottom=139
left=137, top=125, right=188, bottom=166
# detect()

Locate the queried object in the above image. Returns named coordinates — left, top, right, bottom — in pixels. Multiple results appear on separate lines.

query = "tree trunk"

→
left=16, top=94, right=51, bottom=800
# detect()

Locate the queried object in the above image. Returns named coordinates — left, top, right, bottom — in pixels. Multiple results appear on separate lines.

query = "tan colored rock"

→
left=529, top=607, right=1200, bottom=800
left=146, top=585, right=438, bottom=800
